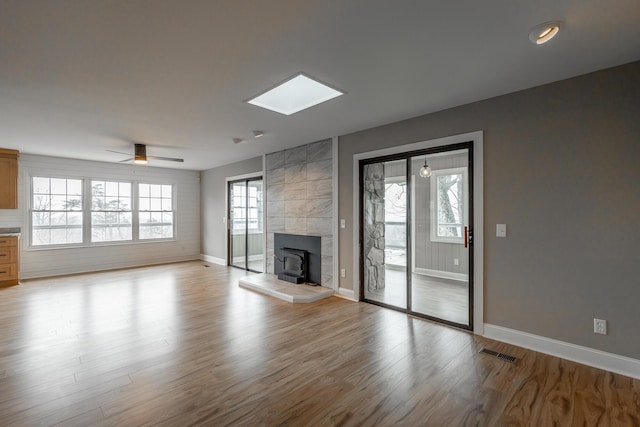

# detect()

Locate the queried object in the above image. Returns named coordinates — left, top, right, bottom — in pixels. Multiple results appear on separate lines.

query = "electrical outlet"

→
left=594, top=318, right=607, bottom=335
left=340, top=219, right=346, bottom=229
left=454, top=258, right=459, bottom=266
left=340, top=268, right=346, bottom=278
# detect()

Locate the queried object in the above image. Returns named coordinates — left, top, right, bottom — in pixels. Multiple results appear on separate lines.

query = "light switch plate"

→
left=496, top=224, right=507, bottom=237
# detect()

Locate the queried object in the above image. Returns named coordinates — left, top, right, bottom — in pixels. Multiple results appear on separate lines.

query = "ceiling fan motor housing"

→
left=134, top=144, right=147, bottom=163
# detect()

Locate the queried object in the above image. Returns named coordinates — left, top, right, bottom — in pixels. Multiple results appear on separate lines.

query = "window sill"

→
left=429, top=239, right=464, bottom=245
left=26, top=238, right=177, bottom=251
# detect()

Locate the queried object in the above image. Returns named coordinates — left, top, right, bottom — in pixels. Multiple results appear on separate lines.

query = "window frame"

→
left=28, top=174, right=176, bottom=249
left=429, top=166, right=468, bottom=244
left=30, top=176, right=84, bottom=247
left=230, top=183, right=262, bottom=233
left=138, top=183, right=176, bottom=241
left=90, top=179, right=134, bottom=243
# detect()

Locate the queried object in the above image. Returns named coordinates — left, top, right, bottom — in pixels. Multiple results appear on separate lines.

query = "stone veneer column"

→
left=265, top=139, right=334, bottom=288
left=363, top=163, right=385, bottom=291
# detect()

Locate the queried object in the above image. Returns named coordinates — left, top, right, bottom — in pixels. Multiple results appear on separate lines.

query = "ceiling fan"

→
left=107, top=143, right=184, bottom=164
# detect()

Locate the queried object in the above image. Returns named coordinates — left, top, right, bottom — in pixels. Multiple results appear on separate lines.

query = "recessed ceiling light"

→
left=246, top=73, right=344, bottom=115
left=232, top=138, right=244, bottom=144
left=529, top=21, right=562, bottom=45
left=253, top=130, right=265, bottom=138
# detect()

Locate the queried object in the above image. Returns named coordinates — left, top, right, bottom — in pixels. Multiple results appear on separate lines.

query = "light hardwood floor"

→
left=368, top=268, right=469, bottom=325
left=0, top=261, right=638, bottom=426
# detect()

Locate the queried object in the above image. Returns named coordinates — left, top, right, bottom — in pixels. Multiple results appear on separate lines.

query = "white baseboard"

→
left=483, top=324, right=640, bottom=380
left=336, top=287, right=357, bottom=302
left=415, top=267, right=468, bottom=282
left=20, top=256, right=199, bottom=280
left=200, top=254, right=226, bottom=266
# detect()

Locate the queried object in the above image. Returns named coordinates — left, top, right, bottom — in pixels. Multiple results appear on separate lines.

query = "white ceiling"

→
left=1, top=1, right=639, bottom=171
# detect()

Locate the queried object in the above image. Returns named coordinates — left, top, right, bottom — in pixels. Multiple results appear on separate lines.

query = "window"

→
left=231, top=184, right=261, bottom=231
left=138, top=184, right=174, bottom=239
left=430, top=167, right=467, bottom=244
left=30, top=177, right=175, bottom=247
left=91, top=180, right=132, bottom=242
left=31, top=177, right=83, bottom=246
left=384, top=178, right=407, bottom=250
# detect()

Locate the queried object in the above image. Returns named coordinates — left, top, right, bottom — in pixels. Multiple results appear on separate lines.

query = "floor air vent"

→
left=479, top=347, right=517, bottom=363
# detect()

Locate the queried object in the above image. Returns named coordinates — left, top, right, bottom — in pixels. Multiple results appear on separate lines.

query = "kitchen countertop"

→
left=0, top=227, right=21, bottom=236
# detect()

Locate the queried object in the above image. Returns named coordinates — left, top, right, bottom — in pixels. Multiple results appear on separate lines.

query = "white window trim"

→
left=230, top=183, right=262, bottom=232
left=138, top=182, right=176, bottom=241
left=430, top=166, right=468, bottom=244
left=27, top=174, right=176, bottom=250
left=90, top=180, right=134, bottom=243
left=30, top=176, right=84, bottom=247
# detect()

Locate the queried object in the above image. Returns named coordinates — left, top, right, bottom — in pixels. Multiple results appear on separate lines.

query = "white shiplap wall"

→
left=0, top=154, right=201, bottom=279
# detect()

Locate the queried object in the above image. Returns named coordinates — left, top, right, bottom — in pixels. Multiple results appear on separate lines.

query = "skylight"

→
left=247, top=73, right=343, bottom=115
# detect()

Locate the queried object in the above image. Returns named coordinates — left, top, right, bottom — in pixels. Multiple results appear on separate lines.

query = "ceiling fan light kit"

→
left=134, top=143, right=148, bottom=164
left=107, top=143, right=184, bottom=164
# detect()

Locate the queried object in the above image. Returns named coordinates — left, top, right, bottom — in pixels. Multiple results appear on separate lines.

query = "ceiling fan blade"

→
left=107, top=149, right=131, bottom=156
left=147, top=155, right=184, bottom=163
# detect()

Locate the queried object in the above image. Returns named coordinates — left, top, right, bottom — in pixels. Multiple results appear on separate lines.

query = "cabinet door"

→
left=0, top=263, right=18, bottom=281
left=0, top=157, right=18, bottom=209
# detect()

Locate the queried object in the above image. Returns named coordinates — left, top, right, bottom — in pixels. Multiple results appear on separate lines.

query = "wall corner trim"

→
left=201, top=254, right=226, bottom=266
left=483, top=323, right=640, bottom=380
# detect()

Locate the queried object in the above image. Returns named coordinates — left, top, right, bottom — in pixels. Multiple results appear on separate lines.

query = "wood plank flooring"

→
left=369, top=268, right=469, bottom=325
left=0, top=261, right=638, bottom=426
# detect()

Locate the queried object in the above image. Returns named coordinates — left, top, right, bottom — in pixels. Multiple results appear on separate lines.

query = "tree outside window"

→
left=430, top=167, right=467, bottom=244
left=91, top=180, right=132, bottom=242
left=31, top=177, right=83, bottom=246
left=31, top=176, right=175, bottom=247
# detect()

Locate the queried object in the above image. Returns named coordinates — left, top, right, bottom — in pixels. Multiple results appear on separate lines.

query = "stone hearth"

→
left=239, top=273, right=334, bottom=303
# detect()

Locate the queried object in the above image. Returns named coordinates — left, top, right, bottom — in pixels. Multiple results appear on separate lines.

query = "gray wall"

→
left=265, top=139, right=334, bottom=288
left=338, top=61, right=640, bottom=359
left=200, top=156, right=262, bottom=260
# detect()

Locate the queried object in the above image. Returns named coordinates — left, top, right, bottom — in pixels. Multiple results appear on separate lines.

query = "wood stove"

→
left=274, top=233, right=321, bottom=285
left=278, top=247, right=309, bottom=284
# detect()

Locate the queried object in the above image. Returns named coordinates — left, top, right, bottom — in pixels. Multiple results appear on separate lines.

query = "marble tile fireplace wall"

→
left=265, top=139, right=334, bottom=288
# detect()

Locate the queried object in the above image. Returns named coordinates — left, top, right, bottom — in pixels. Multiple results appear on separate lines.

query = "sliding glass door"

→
left=360, top=143, right=473, bottom=330
left=228, top=178, right=264, bottom=273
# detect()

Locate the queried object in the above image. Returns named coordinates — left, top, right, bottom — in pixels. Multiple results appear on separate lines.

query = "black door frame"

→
left=227, top=176, right=263, bottom=273
left=359, top=141, right=474, bottom=331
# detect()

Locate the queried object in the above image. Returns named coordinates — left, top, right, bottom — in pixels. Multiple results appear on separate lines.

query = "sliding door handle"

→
left=464, top=226, right=468, bottom=248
